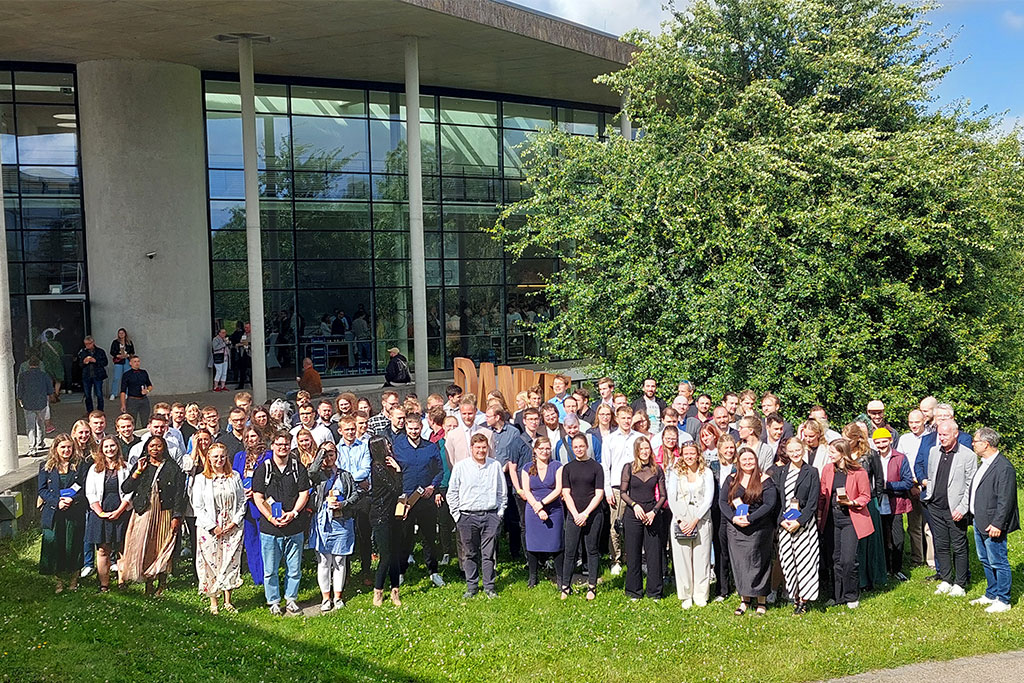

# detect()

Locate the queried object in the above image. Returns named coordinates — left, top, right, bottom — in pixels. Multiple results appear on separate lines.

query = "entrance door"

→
left=27, top=295, right=87, bottom=391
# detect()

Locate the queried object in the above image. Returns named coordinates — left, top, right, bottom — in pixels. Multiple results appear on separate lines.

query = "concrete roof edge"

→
left=397, top=0, right=636, bottom=65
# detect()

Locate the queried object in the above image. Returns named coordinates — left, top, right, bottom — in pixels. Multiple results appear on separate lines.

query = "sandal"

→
left=586, top=588, right=596, bottom=601
left=99, top=585, right=109, bottom=593
left=560, top=587, right=570, bottom=601
left=209, top=604, right=219, bottom=615
left=55, top=581, right=64, bottom=594
left=222, top=603, right=237, bottom=613
left=755, top=603, right=767, bottom=616
left=734, top=601, right=749, bottom=616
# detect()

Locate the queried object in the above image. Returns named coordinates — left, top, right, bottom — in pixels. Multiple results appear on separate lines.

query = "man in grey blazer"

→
left=922, top=420, right=977, bottom=597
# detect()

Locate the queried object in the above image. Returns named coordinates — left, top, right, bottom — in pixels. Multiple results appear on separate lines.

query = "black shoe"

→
left=462, top=589, right=478, bottom=599
left=926, top=573, right=941, bottom=581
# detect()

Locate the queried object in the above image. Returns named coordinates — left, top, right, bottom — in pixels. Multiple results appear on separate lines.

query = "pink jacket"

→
left=818, top=464, right=875, bottom=540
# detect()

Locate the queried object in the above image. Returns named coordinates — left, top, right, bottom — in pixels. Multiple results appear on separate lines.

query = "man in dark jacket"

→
left=77, top=336, right=108, bottom=413
left=383, top=347, right=412, bottom=387
left=968, top=427, right=1019, bottom=613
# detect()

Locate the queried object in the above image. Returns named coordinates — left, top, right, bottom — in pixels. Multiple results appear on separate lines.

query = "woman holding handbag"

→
left=108, top=328, right=134, bottom=401
left=667, top=442, right=715, bottom=608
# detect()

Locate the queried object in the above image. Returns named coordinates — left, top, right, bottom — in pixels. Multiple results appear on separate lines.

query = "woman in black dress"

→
left=720, top=445, right=778, bottom=615
left=84, top=437, right=131, bottom=591
left=560, top=434, right=605, bottom=601
left=369, top=436, right=405, bottom=607
left=620, top=437, right=666, bottom=600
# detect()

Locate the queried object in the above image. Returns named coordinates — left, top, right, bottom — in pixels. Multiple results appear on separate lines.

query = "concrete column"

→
left=238, top=38, right=268, bottom=404
left=405, top=37, right=429, bottom=399
left=0, top=132, right=18, bottom=475
left=78, top=60, right=211, bottom=395
left=620, top=90, right=631, bottom=139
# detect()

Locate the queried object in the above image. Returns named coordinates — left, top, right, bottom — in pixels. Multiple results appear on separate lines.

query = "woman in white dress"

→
left=191, top=442, right=245, bottom=614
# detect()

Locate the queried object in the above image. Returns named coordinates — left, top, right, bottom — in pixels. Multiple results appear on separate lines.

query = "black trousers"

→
left=927, top=502, right=970, bottom=587
left=400, top=498, right=439, bottom=574
left=562, top=511, right=603, bottom=590
left=880, top=513, right=905, bottom=575
left=623, top=507, right=664, bottom=599
left=234, top=354, right=251, bottom=389
left=456, top=511, right=500, bottom=592
left=712, top=504, right=732, bottom=597
left=828, top=513, right=859, bottom=604
left=354, top=505, right=372, bottom=573
left=373, top=517, right=402, bottom=590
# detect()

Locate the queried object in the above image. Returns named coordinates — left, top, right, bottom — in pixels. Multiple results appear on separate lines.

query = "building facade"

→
left=0, top=0, right=631, bottom=393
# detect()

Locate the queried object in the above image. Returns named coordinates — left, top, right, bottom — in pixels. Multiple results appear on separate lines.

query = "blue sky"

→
left=517, top=0, right=1024, bottom=133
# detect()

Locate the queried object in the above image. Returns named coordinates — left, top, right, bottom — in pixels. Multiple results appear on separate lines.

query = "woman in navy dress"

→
left=84, top=437, right=131, bottom=591
left=520, top=436, right=564, bottom=588
left=231, top=426, right=270, bottom=585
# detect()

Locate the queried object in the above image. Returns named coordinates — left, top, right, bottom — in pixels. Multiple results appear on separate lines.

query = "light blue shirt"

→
left=448, top=456, right=507, bottom=522
left=336, top=437, right=370, bottom=482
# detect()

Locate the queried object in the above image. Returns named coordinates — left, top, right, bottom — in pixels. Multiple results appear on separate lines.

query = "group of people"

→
left=34, top=376, right=1019, bottom=618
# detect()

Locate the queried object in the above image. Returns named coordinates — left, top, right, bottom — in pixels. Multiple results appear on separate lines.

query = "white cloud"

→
left=1004, top=9, right=1024, bottom=31
left=518, top=0, right=675, bottom=36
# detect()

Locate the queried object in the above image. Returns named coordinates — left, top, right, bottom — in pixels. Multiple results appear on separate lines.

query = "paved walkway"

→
left=826, top=649, right=1024, bottom=682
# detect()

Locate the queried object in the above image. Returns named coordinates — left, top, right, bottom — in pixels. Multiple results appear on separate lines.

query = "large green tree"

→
left=495, top=0, right=1024, bottom=433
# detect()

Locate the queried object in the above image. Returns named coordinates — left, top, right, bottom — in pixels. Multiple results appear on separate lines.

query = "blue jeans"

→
left=260, top=531, right=303, bottom=605
left=111, top=362, right=126, bottom=398
left=974, top=528, right=1011, bottom=604
left=82, top=376, right=104, bottom=413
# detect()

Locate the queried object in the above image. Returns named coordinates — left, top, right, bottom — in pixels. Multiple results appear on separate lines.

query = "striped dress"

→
left=778, top=466, right=819, bottom=601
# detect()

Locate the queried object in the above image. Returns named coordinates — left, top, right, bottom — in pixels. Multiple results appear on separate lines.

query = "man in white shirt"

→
left=596, top=376, right=615, bottom=408
left=291, top=402, right=333, bottom=447
left=919, top=395, right=938, bottom=434
left=650, top=407, right=693, bottom=451
left=603, top=406, right=640, bottom=575
left=897, top=409, right=932, bottom=568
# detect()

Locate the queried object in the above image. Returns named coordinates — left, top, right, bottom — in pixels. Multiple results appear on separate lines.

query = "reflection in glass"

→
left=292, top=116, right=368, bottom=172
left=15, top=105, right=78, bottom=165
left=13, top=72, right=74, bottom=104
left=291, top=86, right=365, bottom=117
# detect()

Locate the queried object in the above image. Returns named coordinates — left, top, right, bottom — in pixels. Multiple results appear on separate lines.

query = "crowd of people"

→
left=31, top=375, right=1019, bottom=617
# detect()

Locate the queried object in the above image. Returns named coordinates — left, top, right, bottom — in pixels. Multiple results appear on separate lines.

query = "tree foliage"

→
left=494, top=0, right=1024, bottom=436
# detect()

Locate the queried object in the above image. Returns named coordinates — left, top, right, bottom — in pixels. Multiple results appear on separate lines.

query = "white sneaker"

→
left=430, top=572, right=445, bottom=587
left=713, top=595, right=725, bottom=603
left=934, top=581, right=952, bottom=595
left=320, top=599, right=332, bottom=612
left=439, top=554, right=450, bottom=567
left=109, top=394, right=116, bottom=401
left=681, top=599, right=692, bottom=610
left=285, top=600, right=301, bottom=615
left=398, top=574, right=405, bottom=586
left=985, top=600, right=1011, bottom=613
left=846, top=601, right=859, bottom=609
left=332, top=599, right=344, bottom=610
left=80, top=566, right=95, bottom=579
left=610, top=563, right=622, bottom=576
left=948, top=585, right=966, bottom=597
left=971, top=596, right=995, bottom=606
left=110, top=563, right=119, bottom=573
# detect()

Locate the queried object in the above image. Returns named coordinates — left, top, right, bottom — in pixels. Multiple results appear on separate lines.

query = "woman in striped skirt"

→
left=772, top=438, right=820, bottom=615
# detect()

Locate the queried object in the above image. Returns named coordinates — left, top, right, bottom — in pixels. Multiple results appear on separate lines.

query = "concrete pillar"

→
left=238, top=38, right=268, bottom=404
left=620, top=90, right=631, bottom=139
left=405, top=37, right=429, bottom=399
left=78, top=60, right=211, bottom=395
left=0, top=132, right=17, bottom=475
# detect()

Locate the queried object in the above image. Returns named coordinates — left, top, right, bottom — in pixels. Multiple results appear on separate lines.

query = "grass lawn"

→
left=3, top=495, right=1024, bottom=683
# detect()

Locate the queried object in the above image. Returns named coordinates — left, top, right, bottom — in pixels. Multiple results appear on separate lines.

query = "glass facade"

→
left=204, top=77, right=611, bottom=379
left=0, top=66, right=87, bottom=363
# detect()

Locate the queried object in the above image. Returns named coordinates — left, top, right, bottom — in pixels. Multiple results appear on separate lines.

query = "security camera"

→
left=145, top=251, right=156, bottom=259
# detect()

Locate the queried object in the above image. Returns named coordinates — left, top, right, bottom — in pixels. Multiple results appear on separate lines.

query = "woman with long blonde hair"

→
left=842, top=423, right=887, bottom=591
left=38, top=434, right=89, bottom=592
left=667, top=442, right=714, bottom=608
left=191, top=443, right=245, bottom=613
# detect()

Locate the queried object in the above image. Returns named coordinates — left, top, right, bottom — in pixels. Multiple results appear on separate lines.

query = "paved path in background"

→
left=825, top=649, right=1024, bottom=682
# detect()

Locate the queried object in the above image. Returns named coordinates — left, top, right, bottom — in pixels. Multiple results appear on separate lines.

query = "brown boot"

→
left=373, top=589, right=384, bottom=607
left=390, top=588, right=402, bottom=607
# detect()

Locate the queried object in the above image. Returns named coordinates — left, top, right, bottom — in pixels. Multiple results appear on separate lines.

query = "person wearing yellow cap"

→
left=874, top=428, right=914, bottom=581
left=866, top=400, right=900, bottom=450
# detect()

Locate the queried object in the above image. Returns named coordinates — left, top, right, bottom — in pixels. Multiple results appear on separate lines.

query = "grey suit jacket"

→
left=923, top=442, right=977, bottom=517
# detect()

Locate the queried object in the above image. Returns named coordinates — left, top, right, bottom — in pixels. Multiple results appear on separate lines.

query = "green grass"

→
left=3, top=497, right=1024, bottom=683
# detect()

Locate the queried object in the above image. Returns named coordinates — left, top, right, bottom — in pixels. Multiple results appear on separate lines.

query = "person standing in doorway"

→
left=17, top=356, right=53, bottom=455
left=77, top=336, right=108, bottom=414
left=211, top=329, right=231, bottom=392
left=108, top=328, right=134, bottom=401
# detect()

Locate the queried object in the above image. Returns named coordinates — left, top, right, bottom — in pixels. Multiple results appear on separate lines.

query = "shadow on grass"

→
left=0, top=532, right=433, bottom=683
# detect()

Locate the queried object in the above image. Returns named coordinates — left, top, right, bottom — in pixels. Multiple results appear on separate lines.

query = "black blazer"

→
left=771, top=461, right=820, bottom=528
left=37, top=460, right=89, bottom=530
left=631, top=396, right=667, bottom=417
left=970, top=454, right=1020, bottom=535
left=121, top=458, right=186, bottom=519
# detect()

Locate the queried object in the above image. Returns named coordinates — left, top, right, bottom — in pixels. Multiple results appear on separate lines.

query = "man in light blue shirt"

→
left=336, top=415, right=370, bottom=482
left=448, top=433, right=507, bottom=598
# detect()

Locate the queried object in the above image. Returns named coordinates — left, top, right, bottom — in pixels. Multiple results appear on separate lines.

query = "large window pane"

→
left=443, top=204, right=498, bottom=232
left=22, top=230, right=82, bottom=262
left=297, top=260, right=371, bottom=288
left=211, top=229, right=293, bottom=260
left=16, top=105, right=77, bottom=165
left=0, top=72, right=11, bottom=103
left=213, top=259, right=293, bottom=290
left=13, top=72, right=74, bottom=104
left=440, top=124, right=498, bottom=177
left=443, top=231, right=502, bottom=259
left=17, top=166, right=80, bottom=195
left=295, top=231, right=371, bottom=259
left=205, top=81, right=287, bottom=113
left=208, top=169, right=291, bottom=199
left=503, top=102, right=552, bottom=130
left=371, top=174, right=439, bottom=202
left=292, top=116, right=368, bottom=172
left=206, top=112, right=291, bottom=169
left=293, top=172, right=369, bottom=200
left=441, top=176, right=500, bottom=202
left=503, top=128, right=538, bottom=178
left=20, top=198, right=81, bottom=230
left=0, top=104, right=16, bottom=163
left=4, top=197, right=20, bottom=231
left=294, top=201, right=369, bottom=230
left=440, top=97, right=497, bottom=127
left=374, top=260, right=409, bottom=287
left=445, top=259, right=503, bottom=286
left=209, top=199, right=292, bottom=231
left=368, top=92, right=435, bottom=122
left=369, top=118, right=438, bottom=174
left=25, top=262, right=83, bottom=294
left=372, top=203, right=440, bottom=232
left=374, top=231, right=441, bottom=260
left=291, top=86, right=365, bottom=117
left=558, top=107, right=600, bottom=136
